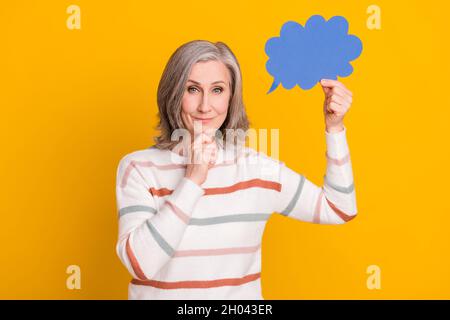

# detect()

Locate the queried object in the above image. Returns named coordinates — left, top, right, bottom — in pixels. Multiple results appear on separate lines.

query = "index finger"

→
left=203, top=127, right=217, bottom=137
left=193, top=132, right=212, bottom=147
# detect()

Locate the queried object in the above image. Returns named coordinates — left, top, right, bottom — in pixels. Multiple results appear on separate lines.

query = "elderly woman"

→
left=115, top=40, right=357, bottom=300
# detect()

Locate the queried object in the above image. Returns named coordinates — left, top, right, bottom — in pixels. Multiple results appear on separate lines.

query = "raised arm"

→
left=273, top=125, right=357, bottom=224
left=115, top=156, right=204, bottom=280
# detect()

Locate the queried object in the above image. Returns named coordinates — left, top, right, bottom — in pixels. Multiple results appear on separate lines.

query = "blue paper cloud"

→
left=265, top=15, right=363, bottom=93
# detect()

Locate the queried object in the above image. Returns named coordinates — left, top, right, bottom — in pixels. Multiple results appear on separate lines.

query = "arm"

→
left=273, top=125, right=357, bottom=224
left=115, top=156, right=204, bottom=280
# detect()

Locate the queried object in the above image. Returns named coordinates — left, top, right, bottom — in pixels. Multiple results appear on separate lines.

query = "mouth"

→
left=192, top=116, right=214, bottom=123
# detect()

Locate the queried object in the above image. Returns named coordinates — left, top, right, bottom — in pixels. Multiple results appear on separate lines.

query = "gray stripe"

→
left=281, top=175, right=305, bottom=217
left=145, top=220, right=174, bottom=256
left=324, top=175, right=354, bottom=194
left=189, top=213, right=271, bottom=226
left=119, top=205, right=157, bottom=218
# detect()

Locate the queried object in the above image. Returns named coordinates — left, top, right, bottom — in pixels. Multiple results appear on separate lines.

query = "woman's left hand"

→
left=320, top=79, right=353, bottom=133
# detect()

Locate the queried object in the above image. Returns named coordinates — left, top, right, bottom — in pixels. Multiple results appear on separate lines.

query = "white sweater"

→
left=115, top=126, right=357, bottom=300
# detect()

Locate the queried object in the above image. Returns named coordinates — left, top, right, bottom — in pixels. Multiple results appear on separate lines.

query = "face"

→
left=181, top=60, right=231, bottom=141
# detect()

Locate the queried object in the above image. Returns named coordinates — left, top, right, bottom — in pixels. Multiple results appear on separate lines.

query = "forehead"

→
left=188, top=60, right=231, bottom=84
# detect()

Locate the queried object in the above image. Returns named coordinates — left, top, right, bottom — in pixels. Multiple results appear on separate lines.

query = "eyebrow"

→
left=187, top=79, right=226, bottom=85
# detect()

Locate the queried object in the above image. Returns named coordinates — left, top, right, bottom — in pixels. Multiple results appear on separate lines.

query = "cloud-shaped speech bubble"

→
left=265, top=15, right=363, bottom=93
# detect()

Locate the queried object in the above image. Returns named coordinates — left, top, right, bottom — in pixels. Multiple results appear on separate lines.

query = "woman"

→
left=115, top=40, right=357, bottom=300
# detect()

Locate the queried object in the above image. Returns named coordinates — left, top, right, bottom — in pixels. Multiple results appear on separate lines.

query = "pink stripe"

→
left=120, top=150, right=252, bottom=188
left=131, top=272, right=261, bottom=289
left=166, top=200, right=190, bottom=224
left=325, top=152, right=350, bottom=166
left=173, top=243, right=261, bottom=257
left=126, top=234, right=148, bottom=281
left=120, top=160, right=136, bottom=188
left=120, top=161, right=184, bottom=188
left=313, top=190, right=323, bottom=223
left=134, top=160, right=185, bottom=171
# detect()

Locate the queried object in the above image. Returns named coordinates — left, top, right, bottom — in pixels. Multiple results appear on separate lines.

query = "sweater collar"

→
left=163, top=139, right=247, bottom=166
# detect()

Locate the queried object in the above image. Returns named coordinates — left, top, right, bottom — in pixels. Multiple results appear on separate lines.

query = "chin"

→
left=191, top=122, right=215, bottom=130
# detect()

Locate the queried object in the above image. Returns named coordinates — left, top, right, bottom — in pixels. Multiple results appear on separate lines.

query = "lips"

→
left=193, top=116, right=213, bottom=120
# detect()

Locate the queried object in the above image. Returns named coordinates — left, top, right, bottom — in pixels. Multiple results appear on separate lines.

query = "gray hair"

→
left=153, top=40, right=251, bottom=151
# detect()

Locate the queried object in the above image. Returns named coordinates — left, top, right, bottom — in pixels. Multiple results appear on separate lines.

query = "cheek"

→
left=214, top=95, right=230, bottom=114
left=182, top=94, right=198, bottom=112
left=181, top=97, right=195, bottom=129
left=214, top=100, right=229, bottom=126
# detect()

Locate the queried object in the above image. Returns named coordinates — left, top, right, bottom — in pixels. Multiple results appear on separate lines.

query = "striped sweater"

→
left=115, top=126, right=357, bottom=300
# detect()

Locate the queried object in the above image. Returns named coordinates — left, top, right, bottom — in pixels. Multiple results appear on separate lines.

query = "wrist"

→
left=325, top=124, right=344, bottom=133
left=184, top=175, right=203, bottom=187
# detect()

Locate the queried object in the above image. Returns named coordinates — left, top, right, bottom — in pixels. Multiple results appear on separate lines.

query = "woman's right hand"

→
left=184, top=131, right=217, bottom=186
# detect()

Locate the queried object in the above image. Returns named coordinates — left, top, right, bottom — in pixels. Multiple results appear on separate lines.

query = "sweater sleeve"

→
left=115, top=155, right=205, bottom=280
left=272, top=125, right=358, bottom=224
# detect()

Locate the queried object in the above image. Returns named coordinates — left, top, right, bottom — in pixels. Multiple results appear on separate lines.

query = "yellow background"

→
left=1, top=0, right=448, bottom=299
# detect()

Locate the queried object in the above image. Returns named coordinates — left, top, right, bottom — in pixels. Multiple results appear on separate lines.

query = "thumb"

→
left=321, top=83, right=330, bottom=96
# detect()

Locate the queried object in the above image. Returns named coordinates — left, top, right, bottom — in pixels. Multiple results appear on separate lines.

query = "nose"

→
left=198, top=92, right=212, bottom=113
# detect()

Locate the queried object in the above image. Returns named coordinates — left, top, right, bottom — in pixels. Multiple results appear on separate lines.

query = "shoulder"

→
left=236, top=146, right=285, bottom=180
left=242, top=146, right=285, bottom=167
left=116, top=146, right=164, bottom=172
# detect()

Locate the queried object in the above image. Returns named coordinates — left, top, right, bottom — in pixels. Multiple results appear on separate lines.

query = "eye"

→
left=187, top=86, right=199, bottom=93
left=213, top=87, right=223, bottom=94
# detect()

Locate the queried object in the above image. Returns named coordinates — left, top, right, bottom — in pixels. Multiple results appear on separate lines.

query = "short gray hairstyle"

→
left=153, top=40, right=251, bottom=150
